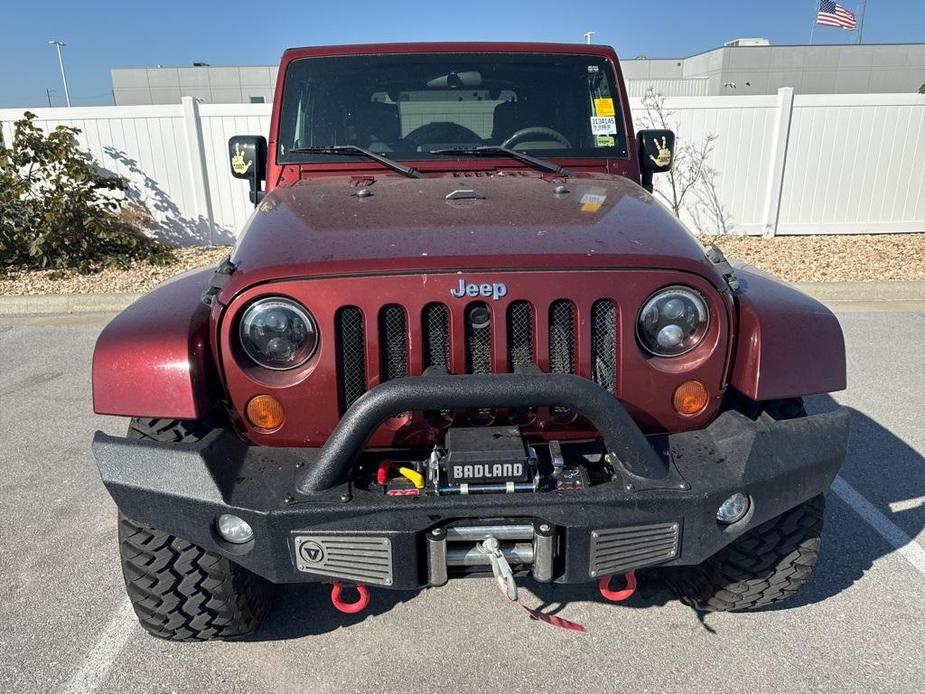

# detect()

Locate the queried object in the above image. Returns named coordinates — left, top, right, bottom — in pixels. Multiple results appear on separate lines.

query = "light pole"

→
left=46, top=88, right=56, bottom=107
left=48, top=40, right=71, bottom=107
left=584, top=31, right=595, bottom=45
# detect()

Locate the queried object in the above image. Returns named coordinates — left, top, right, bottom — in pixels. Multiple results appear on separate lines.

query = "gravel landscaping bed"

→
left=1, top=234, right=924, bottom=296
left=702, top=233, right=925, bottom=283
left=0, top=247, right=230, bottom=296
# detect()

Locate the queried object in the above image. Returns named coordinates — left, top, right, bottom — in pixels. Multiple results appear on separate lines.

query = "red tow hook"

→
left=598, top=570, right=637, bottom=602
left=329, top=581, right=370, bottom=614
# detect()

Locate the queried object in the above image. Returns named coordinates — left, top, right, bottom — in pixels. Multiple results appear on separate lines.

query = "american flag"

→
left=817, top=0, right=857, bottom=30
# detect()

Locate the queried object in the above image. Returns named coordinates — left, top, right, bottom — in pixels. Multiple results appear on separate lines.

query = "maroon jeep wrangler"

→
left=92, top=42, right=849, bottom=640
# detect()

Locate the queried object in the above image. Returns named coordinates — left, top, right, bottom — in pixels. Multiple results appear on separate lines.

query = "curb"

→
left=794, top=281, right=925, bottom=303
left=1, top=282, right=924, bottom=316
left=0, top=292, right=141, bottom=315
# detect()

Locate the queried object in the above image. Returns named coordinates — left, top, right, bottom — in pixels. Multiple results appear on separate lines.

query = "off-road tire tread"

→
left=118, top=514, right=272, bottom=641
left=666, top=495, right=824, bottom=611
left=119, top=416, right=271, bottom=641
left=127, top=417, right=209, bottom=443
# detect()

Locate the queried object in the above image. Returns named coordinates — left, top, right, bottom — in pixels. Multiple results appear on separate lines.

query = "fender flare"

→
left=92, top=266, right=218, bottom=420
left=730, top=265, right=846, bottom=401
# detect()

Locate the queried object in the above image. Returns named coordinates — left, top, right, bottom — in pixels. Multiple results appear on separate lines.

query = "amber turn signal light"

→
left=672, top=380, right=709, bottom=416
left=246, top=394, right=285, bottom=431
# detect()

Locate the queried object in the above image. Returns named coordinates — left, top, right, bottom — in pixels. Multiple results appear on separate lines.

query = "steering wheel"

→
left=501, top=126, right=572, bottom=150
left=402, top=122, right=483, bottom=148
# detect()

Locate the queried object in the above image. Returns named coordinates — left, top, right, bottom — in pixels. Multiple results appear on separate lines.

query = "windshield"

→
left=277, top=52, right=628, bottom=163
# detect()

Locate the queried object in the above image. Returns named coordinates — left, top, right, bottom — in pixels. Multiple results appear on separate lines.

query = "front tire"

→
left=117, top=417, right=273, bottom=641
left=118, top=514, right=273, bottom=641
left=667, top=494, right=825, bottom=611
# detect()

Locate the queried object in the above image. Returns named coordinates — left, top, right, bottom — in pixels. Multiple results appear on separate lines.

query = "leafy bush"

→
left=0, top=113, right=174, bottom=272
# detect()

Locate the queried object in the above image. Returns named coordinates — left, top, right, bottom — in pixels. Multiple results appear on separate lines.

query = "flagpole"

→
left=857, top=0, right=868, bottom=44
left=810, top=0, right=818, bottom=44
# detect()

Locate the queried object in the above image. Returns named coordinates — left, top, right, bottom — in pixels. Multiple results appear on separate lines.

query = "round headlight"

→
left=637, top=286, right=710, bottom=357
left=239, top=298, right=317, bottom=370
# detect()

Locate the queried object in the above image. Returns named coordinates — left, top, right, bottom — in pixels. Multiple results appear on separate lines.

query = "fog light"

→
left=216, top=514, right=254, bottom=544
left=716, top=493, right=750, bottom=524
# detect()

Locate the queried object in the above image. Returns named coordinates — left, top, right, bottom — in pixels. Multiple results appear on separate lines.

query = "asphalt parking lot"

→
left=1, top=305, right=923, bottom=694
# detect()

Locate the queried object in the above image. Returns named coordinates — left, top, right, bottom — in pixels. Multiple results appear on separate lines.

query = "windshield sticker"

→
left=587, top=65, right=600, bottom=73
left=579, top=187, right=608, bottom=213
left=593, top=98, right=615, bottom=117
left=595, top=134, right=616, bottom=148
left=590, top=116, right=617, bottom=135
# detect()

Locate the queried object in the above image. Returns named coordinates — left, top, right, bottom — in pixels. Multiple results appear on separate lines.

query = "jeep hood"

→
left=225, top=173, right=721, bottom=295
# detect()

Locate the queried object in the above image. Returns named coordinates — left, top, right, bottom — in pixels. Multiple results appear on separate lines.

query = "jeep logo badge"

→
left=451, top=279, right=508, bottom=301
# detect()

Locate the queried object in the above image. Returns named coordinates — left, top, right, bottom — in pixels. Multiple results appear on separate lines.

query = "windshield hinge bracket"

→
left=201, top=256, right=238, bottom=306
left=705, top=244, right=740, bottom=293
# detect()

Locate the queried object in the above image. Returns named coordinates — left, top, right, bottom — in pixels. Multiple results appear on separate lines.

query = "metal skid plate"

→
left=292, top=534, right=393, bottom=586
left=589, top=521, right=681, bottom=578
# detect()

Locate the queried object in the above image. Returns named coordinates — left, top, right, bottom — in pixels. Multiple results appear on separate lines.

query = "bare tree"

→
left=637, top=89, right=733, bottom=234
left=689, top=166, right=735, bottom=236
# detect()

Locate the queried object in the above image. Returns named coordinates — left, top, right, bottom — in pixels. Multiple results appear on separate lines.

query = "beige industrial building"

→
left=110, top=41, right=925, bottom=104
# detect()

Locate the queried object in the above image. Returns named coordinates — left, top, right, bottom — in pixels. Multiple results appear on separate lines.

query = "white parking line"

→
left=889, top=495, right=925, bottom=513
left=62, top=600, right=137, bottom=694
left=832, top=474, right=925, bottom=577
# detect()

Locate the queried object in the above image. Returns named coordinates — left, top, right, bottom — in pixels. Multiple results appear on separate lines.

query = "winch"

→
left=368, top=425, right=615, bottom=497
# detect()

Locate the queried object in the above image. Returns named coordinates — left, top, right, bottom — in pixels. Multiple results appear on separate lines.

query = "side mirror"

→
left=229, top=135, right=267, bottom=205
left=637, top=129, right=675, bottom=193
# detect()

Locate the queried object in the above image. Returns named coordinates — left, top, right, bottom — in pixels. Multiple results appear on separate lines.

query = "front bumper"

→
left=94, top=395, right=849, bottom=589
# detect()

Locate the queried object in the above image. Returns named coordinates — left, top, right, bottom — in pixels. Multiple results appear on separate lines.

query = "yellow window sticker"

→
left=595, top=134, right=616, bottom=148
left=594, top=97, right=615, bottom=117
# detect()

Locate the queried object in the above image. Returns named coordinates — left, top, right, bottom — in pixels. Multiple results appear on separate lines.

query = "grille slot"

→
left=422, top=303, right=450, bottom=371
left=465, top=302, right=492, bottom=374
left=507, top=301, right=534, bottom=371
left=336, top=307, right=367, bottom=413
left=591, top=299, right=617, bottom=394
left=549, top=300, right=576, bottom=375
left=589, top=522, right=680, bottom=577
left=379, top=304, right=409, bottom=381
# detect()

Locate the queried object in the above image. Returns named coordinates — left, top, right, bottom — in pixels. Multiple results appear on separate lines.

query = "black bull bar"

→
left=297, top=373, right=667, bottom=494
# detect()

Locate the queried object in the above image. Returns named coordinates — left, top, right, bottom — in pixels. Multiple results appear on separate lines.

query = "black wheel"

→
left=117, top=417, right=273, bottom=641
left=666, top=494, right=824, bottom=611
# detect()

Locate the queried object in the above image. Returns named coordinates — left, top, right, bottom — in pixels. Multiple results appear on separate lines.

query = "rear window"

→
left=277, top=52, right=628, bottom=162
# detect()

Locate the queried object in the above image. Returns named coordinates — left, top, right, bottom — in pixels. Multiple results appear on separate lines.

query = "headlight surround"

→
left=239, top=297, right=317, bottom=370
left=637, top=286, right=710, bottom=357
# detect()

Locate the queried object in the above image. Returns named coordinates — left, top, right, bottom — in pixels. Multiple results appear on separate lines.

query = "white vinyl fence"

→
left=2, top=91, right=923, bottom=245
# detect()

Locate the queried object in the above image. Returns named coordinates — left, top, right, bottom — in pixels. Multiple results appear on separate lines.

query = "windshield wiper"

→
left=429, top=146, right=571, bottom=176
left=287, top=145, right=424, bottom=178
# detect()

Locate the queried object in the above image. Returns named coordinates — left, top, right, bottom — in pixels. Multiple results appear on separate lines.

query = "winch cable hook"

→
left=329, top=581, right=370, bottom=614
left=598, top=570, right=637, bottom=602
left=478, top=536, right=586, bottom=633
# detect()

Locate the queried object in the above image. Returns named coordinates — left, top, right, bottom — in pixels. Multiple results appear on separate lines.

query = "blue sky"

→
left=1, top=0, right=923, bottom=108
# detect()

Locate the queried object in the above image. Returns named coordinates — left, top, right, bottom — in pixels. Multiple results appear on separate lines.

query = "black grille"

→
left=379, top=305, right=408, bottom=381
left=333, top=296, right=621, bottom=418
left=549, top=300, right=576, bottom=375
left=422, top=303, right=450, bottom=371
left=507, top=301, right=534, bottom=371
left=466, top=302, right=492, bottom=374
left=336, top=307, right=367, bottom=412
left=591, top=299, right=617, bottom=394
